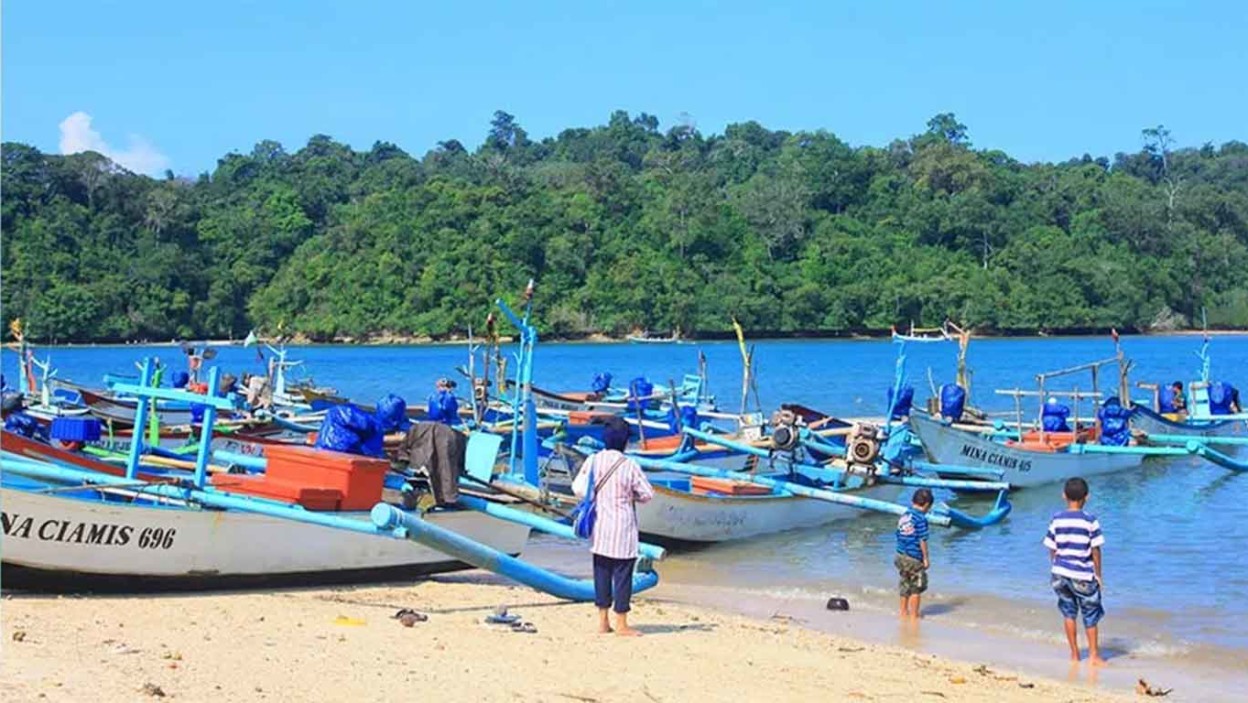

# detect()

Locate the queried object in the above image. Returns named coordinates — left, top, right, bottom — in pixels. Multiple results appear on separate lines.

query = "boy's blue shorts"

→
left=1051, top=575, right=1104, bottom=628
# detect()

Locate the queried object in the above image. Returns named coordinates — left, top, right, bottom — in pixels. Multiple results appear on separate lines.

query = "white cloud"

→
left=58, top=111, right=170, bottom=175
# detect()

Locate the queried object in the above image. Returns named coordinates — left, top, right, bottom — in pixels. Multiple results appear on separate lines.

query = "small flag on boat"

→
left=243, top=330, right=258, bottom=347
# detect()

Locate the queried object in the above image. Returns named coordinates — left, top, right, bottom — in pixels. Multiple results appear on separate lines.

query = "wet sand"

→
left=1, top=578, right=1125, bottom=703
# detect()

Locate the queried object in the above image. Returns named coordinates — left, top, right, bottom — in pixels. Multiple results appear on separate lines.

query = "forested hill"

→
left=3, top=112, right=1246, bottom=343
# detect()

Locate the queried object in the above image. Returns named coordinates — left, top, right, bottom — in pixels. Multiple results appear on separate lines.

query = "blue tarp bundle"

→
left=5, top=412, right=46, bottom=440
left=1159, top=384, right=1183, bottom=413
left=426, top=390, right=459, bottom=425
left=887, top=384, right=914, bottom=421
left=375, top=393, right=413, bottom=433
left=666, top=404, right=698, bottom=433
left=627, top=377, right=654, bottom=412
left=1209, top=381, right=1237, bottom=415
left=172, top=371, right=190, bottom=389
left=939, top=384, right=966, bottom=422
left=1042, top=400, right=1071, bottom=432
left=590, top=372, right=613, bottom=395
left=1098, top=397, right=1131, bottom=446
left=314, top=404, right=385, bottom=457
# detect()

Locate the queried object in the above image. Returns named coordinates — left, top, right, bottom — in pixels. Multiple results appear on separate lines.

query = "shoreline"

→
left=12, top=328, right=1248, bottom=349
left=1, top=578, right=1131, bottom=703
left=654, top=582, right=1242, bottom=703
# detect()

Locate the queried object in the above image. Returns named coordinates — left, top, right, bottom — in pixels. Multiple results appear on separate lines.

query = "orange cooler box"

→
left=263, top=444, right=390, bottom=511
left=690, top=476, right=773, bottom=496
left=211, top=474, right=342, bottom=511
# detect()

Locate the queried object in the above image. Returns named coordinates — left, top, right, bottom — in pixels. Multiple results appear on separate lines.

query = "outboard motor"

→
left=846, top=422, right=881, bottom=472
left=769, top=408, right=801, bottom=452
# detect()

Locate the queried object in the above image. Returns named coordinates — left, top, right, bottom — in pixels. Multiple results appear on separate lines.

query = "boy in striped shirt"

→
left=1043, top=477, right=1106, bottom=665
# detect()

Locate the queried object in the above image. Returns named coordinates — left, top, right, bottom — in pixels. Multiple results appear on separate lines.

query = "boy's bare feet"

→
left=599, top=625, right=614, bottom=634
left=615, top=627, right=642, bottom=637
left=1088, top=655, right=1108, bottom=667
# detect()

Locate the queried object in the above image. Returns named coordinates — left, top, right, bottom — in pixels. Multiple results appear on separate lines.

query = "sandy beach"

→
left=2, top=579, right=1126, bottom=703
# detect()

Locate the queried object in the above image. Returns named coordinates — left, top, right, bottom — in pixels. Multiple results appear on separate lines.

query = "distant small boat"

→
left=626, top=332, right=685, bottom=344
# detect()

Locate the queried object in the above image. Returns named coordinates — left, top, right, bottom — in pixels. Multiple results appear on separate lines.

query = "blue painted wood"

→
left=193, top=367, right=220, bottom=489
left=124, top=360, right=155, bottom=480
left=371, top=503, right=659, bottom=602
left=457, top=494, right=666, bottom=561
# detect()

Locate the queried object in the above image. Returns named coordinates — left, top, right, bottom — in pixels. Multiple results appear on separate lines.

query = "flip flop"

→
left=510, top=621, right=537, bottom=634
left=393, top=608, right=428, bottom=622
left=485, top=613, right=521, bottom=625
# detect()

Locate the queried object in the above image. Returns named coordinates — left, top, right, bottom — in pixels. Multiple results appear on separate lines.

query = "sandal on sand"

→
left=510, top=621, right=537, bottom=634
left=484, top=607, right=521, bottom=626
left=393, top=608, right=428, bottom=622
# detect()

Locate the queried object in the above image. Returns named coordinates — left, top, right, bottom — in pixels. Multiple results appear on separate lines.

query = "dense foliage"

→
left=3, top=113, right=1246, bottom=342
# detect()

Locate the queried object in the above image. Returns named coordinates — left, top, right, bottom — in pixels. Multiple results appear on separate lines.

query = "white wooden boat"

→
left=909, top=413, right=1143, bottom=489
left=1129, top=405, right=1246, bottom=439
left=0, top=479, right=530, bottom=591
left=637, top=473, right=902, bottom=543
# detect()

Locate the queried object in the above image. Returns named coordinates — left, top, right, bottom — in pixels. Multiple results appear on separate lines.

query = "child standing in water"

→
left=895, top=488, right=933, bottom=620
left=1044, top=477, right=1107, bottom=665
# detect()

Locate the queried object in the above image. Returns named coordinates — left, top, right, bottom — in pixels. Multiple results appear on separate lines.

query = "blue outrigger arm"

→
left=371, top=504, right=658, bottom=601
left=936, top=490, right=1013, bottom=529
left=1185, top=441, right=1248, bottom=472
left=1141, top=432, right=1248, bottom=447
left=630, top=453, right=951, bottom=528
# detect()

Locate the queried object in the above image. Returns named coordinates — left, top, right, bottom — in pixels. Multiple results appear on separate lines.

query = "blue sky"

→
left=4, top=1, right=1244, bottom=175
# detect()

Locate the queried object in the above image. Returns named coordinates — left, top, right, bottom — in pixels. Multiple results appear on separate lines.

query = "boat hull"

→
left=909, top=414, right=1143, bottom=488
left=636, top=477, right=902, bottom=543
left=1130, top=405, right=1245, bottom=439
left=0, top=485, right=530, bottom=592
left=79, top=388, right=199, bottom=427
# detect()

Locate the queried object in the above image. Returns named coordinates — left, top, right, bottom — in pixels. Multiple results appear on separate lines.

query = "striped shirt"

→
left=572, top=450, right=655, bottom=559
left=1043, top=509, right=1104, bottom=581
left=895, top=507, right=929, bottom=561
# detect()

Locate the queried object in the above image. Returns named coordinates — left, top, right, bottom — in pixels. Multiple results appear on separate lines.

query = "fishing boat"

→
left=1129, top=404, right=1245, bottom=438
left=2, top=343, right=665, bottom=600
left=3, top=321, right=91, bottom=424
left=1126, top=329, right=1246, bottom=439
left=908, top=412, right=1143, bottom=488
left=0, top=469, right=530, bottom=591
left=626, top=331, right=685, bottom=344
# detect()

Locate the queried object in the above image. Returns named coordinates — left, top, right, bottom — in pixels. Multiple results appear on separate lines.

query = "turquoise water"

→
left=5, top=335, right=1247, bottom=663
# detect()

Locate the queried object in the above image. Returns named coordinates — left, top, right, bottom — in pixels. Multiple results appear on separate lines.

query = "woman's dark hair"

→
left=600, top=416, right=630, bottom=452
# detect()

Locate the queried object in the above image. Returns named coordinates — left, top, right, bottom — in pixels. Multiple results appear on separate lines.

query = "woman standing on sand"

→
left=572, top=416, right=654, bottom=636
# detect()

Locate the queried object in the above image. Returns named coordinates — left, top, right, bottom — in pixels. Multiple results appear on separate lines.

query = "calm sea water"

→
left=5, top=335, right=1247, bottom=663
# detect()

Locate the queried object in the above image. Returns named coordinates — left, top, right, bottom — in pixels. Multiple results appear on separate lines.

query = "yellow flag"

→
left=731, top=317, right=747, bottom=359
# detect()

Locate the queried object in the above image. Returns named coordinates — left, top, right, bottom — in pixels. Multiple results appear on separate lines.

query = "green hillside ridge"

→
left=3, top=112, right=1246, bottom=343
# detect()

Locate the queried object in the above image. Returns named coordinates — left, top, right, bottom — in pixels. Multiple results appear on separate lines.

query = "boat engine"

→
left=846, top=422, right=881, bottom=472
left=770, top=409, right=801, bottom=452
